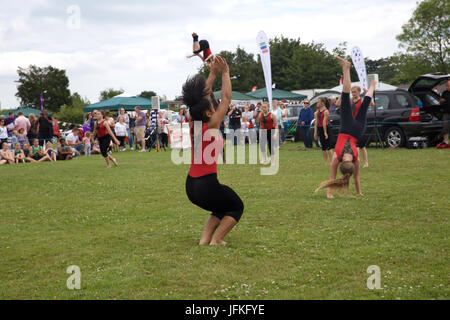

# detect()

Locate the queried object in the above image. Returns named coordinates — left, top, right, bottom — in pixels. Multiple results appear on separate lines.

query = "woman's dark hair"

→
left=182, top=74, right=211, bottom=122
left=319, top=97, right=330, bottom=110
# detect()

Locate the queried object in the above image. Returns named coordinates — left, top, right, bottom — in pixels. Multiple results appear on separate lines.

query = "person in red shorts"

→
left=316, top=56, right=376, bottom=198
left=186, top=32, right=214, bottom=63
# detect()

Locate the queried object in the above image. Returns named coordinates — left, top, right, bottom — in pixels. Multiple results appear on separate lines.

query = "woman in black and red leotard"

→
left=183, top=56, right=244, bottom=246
left=314, top=97, right=332, bottom=165
left=316, top=56, right=376, bottom=198
left=94, top=110, right=120, bottom=168
left=186, top=32, right=214, bottom=63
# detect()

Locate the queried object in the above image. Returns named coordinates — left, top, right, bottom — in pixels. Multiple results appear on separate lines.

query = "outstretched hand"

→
left=213, top=55, right=229, bottom=74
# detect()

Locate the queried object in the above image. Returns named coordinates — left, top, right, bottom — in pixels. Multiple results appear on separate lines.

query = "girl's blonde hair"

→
left=315, top=161, right=355, bottom=193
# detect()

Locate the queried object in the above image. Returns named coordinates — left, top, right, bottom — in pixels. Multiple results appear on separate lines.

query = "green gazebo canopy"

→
left=246, top=88, right=307, bottom=101
left=1, top=106, right=41, bottom=117
left=213, top=90, right=256, bottom=101
left=83, top=96, right=168, bottom=113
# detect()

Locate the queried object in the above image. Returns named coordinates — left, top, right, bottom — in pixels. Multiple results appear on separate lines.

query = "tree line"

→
left=11, top=0, right=449, bottom=123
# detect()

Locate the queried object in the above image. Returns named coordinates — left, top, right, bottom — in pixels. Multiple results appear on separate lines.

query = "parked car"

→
left=408, top=72, right=450, bottom=116
left=309, top=89, right=443, bottom=148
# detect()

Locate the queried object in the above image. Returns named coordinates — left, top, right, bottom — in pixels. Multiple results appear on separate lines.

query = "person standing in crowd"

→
left=94, top=110, right=120, bottom=167
left=437, top=79, right=450, bottom=149
left=5, top=112, right=15, bottom=137
left=242, top=104, right=255, bottom=144
left=259, top=101, right=278, bottom=164
left=254, top=102, right=262, bottom=143
left=134, top=106, right=147, bottom=152
left=280, top=102, right=288, bottom=144
left=177, top=105, right=190, bottom=123
left=271, top=100, right=284, bottom=145
left=329, top=96, right=337, bottom=114
left=298, top=100, right=313, bottom=149
left=27, top=114, right=38, bottom=142
left=119, top=108, right=133, bottom=150
left=83, top=113, right=93, bottom=133
left=37, top=110, right=54, bottom=146
left=89, top=112, right=96, bottom=132
left=157, top=111, right=170, bottom=149
left=228, top=104, right=242, bottom=145
left=114, top=116, right=128, bottom=151
left=314, top=97, right=333, bottom=165
left=17, top=128, right=28, bottom=148
left=0, top=119, right=8, bottom=146
left=14, top=112, right=31, bottom=136
left=83, top=132, right=92, bottom=156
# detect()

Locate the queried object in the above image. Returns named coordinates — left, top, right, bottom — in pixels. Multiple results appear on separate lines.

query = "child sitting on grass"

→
left=45, top=141, right=57, bottom=161
left=13, top=142, right=25, bottom=163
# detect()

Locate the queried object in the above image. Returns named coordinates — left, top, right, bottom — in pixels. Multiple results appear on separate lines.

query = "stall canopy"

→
left=246, top=88, right=307, bottom=101
left=1, top=106, right=41, bottom=117
left=213, top=90, right=256, bottom=101
left=83, top=96, right=168, bottom=113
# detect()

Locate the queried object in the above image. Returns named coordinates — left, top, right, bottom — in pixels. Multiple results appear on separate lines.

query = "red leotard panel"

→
left=203, top=48, right=212, bottom=59
left=352, top=98, right=363, bottom=118
left=260, top=113, right=275, bottom=130
left=335, top=133, right=359, bottom=162
left=317, top=110, right=329, bottom=127
left=96, top=120, right=108, bottom=138
left=189, top=122, right=223, bottom=178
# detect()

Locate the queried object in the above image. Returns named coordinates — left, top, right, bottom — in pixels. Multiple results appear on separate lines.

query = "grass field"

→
left=0, top=142, right=448, bottom=300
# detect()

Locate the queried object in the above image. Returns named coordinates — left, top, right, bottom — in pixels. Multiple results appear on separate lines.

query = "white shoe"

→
left=130, top=147, right=134, bottom=150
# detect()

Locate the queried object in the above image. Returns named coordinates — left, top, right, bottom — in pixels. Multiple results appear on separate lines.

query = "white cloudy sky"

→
left=0, top=0, right=417, bottom=109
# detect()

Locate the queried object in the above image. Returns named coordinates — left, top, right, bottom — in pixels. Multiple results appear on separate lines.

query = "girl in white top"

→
left=114, top=116, right=128, bottom=151
left=0, top=119, right=8, bottom=144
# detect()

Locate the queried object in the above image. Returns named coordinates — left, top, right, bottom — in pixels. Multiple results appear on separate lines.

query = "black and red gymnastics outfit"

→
left=334, top=92, right=372, bottom=162
left=185, top=122, right=244, bottom=222
left=352, top=98, right=370, bottom=148
left=95, top=120, right=110, bottom=158
left=316, top=109, right=331, bottom=151
left=259, top=112, right=276, bottom=156
left=192, top=35, right=212, bottom=61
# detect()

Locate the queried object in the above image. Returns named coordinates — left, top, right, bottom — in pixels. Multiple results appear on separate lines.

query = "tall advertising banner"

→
left=351, top=46, right=368, bottom=90
left=256, top=31, right=272, bottom=105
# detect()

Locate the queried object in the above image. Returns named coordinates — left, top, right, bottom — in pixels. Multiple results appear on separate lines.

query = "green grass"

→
left=0, top=143, right=448, bottom=299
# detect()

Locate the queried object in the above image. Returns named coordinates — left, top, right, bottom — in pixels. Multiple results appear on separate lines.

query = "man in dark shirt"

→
left=227, top=104, right=242, bottom=145
left=38, top=110, right=54, bottom=146
left=437, top=79, right=450, bottom=148
left=5, top=112, right=15, bottom=137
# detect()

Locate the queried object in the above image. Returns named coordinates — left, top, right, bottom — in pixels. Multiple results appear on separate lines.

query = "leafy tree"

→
left=55, top=92, right=90, bottom=124
left=396, top=0, right=449, bottom=73
left=15, top=65, right=71, bottom=112
left=138, top=90, right=157, bottom=99
left=99, top=88, right=124, bottom=101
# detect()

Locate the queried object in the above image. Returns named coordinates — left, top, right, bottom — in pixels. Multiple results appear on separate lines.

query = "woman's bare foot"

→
left=192, top=32, right=198, bottom=38
left=210, top=240, right=227, bottom=246
left=199, top=240, right=210, bottom=245
left=336, top=56, right=351, bottom=69
left=111, top=157, right=118, bottom=166
left=363, top=162, right=369, bottom=168
left=327, top=194, right=335, bottom=199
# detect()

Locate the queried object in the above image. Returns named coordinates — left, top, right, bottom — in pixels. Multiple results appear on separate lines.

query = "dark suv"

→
left=309, top=89, right=443, bottom=148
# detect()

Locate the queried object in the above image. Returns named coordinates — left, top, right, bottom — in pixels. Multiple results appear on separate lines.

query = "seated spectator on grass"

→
left=13, top=142, right=25, bottom=163
left=66, top=127, right=83, bottom=156
left=0, top=119, right=8, bottom=145
left=30, top=138, right=51, bottom=162
left=91, top=139, right=101, bottom=155
left=22, top=143, right=36, bottom=163
left=17, top=128, right=28, bottom=147
left=0, top=142, right=15, bottom=164
left=10, top=130, right=18, bottom=148
left=45, top=141, right=57, bottom=161
left=56, top=139, right=73, bottom=160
